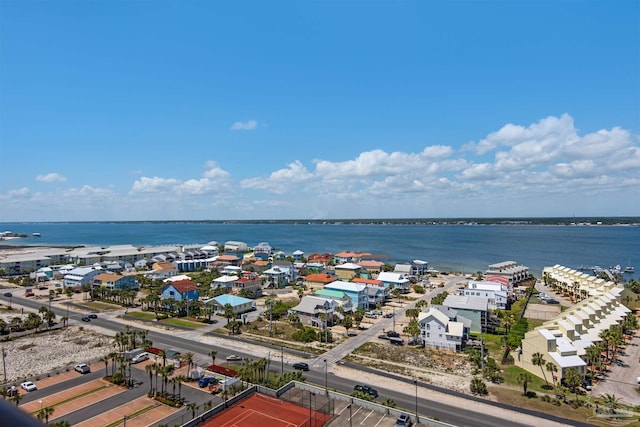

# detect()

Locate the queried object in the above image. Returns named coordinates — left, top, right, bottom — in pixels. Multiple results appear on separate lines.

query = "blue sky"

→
left=1, top=1, right=638, bottom=221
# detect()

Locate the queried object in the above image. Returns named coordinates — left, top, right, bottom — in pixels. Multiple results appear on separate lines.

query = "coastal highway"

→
left=0, top=293, right=592, bottom=427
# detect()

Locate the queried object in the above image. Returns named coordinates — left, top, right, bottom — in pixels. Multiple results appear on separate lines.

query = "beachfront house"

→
left=314, top=289, right=354, bottom=313
left=231, top=272, right=262, bottom=297
left=376, top=271, right=411, bottom=293
left=224, top=241, right=248, bottom=253
left=324, top=281, right=368, bottom=309
left=353, top=278, right=388, bottom=307
left=304, top=273, right=336, bottom=292
left=292, top=250, right=305, bottom=261
left=358, top=260, right=385, bottom=275
left=334, top=263, right=362, bottom=281
left=252, top=242, right=272, bottom=260
left=149, top=261, right=178, bottom=280
left=464, top=281, right=508, bottom=310
left=211, top=275, right=238, bottom=291
left=263, top=262, right=296, bottom=287
left=485, top=261, right=530, bottom=288
left=333, top=251, right=368, bottom=265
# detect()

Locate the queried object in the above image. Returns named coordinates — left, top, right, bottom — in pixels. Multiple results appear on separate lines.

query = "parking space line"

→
left=374, top=414, right=387, bottom=427
left=360, top=409, right=375, bottom=425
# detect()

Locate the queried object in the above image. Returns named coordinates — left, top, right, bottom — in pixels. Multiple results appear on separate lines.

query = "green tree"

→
left=531, top=352, right=548, bottom=387
left=209, top=350, right=217, bottom=365
left=342, top=314, right=353, bottom=335
left=545, top=362, right=558, bottom=387
left=516, top=372, right=532, bottom=396
left=563, top=368, right=583, bottom=399
left=223, top=303, right=235, bottom=325
left=470, top=377, right=488, bottom=395
left=601, top=393, right=620, bottom=414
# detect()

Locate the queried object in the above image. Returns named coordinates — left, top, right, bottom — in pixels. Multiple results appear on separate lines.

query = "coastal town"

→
left=0, top=240, right=638, bottom=427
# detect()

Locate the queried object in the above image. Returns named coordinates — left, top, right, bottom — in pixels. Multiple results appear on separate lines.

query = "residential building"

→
left=376, top=271, right=411, bottom=293
left=334, top=263, right=362, bottom=281
left=148, top=261, right=178, bottom=280
left=304, top=273, right=336, bottom=292
left=353, top=278, right=388, bottom=306
left=263, top=262, right=296, bottom=287
left=290, top=296, right=338, bottom=327
left=464, top=281, right=508, bottom=310
left=161, top=279, right=199, bottom=301
left=63, top=267, right=102, bottom=288
left=292, top=250, right=305, bottom=261
left=211, top=275, right=238, bottom=291
left=224, top=241, right=248, bottom=253
left=205, top=294, right=256, bottom=315
left=358, top=260, right=385, bottom=274
left=324, top=281, right=368, bottom=309
left=307, top=253, right=332, bottom=265
left=442, top=294, right=489, bottom=334
left=314, top=289, right=354, bottom=313
left=485, top=261, right=530, bottom=287
left=92, top=273, right=138, bottom=290
left=394, top=260, right=429, bottom=277
left=231, top=272, right=262, bottom=297
left=333, top=251, right=369, bottom=265
left=253, top=242, right=272, bottom=260
left=418, top=307, right=468, bottom=352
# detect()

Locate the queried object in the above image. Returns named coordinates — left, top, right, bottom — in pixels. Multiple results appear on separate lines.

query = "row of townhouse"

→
left=514, top=265, right=630, bottom=383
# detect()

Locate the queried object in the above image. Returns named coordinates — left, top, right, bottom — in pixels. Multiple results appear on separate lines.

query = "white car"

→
left=131, top=352, right=149, bottom=364
left=226, top=355, right=242, bottom=362
left=74, top=363, right=90, bottom=374
left=21, top=381, right=37, bottom=392
left=637, top=376, right=640, bottom=384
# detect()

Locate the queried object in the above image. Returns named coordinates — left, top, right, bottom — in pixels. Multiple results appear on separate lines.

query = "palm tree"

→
left=12, top=392, right=22, bottom=407
left=180, top=352, right=195, bottom=372
left=187, top=402, right=199, bottom=419
left=99, top=355, right=109, bottom=378
left=563, top=368, right=583, bottom=400
left=531, top=352, right=548, bottom=386
left=601, top=393, right=620, bottom=414
left=209, top=350, right=217, bottom=366
left=145, top=363, right=156, bottom=395
left=545, top=362, right=558, bottom=387
left=37, top=406, right=55, bottom=424
left=516, top=372, right=532, bottom=395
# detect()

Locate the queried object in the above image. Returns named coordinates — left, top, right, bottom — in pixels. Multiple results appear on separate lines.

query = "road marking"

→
left=360, top=409, right=375, bottom=425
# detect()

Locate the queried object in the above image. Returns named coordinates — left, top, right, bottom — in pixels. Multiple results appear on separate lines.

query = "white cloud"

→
left=7, top=187, right=31, bottom=198
left=130, top=161, right=231, bottom=196
left=241, top=161, right=313, bottom=194
left=230, top=120, right=258, bottom=131
left=36, top=172, right=67, bottom=183
left=131, top=177, right=181, bottom=193
left=203, top=161, right=230, bottom=179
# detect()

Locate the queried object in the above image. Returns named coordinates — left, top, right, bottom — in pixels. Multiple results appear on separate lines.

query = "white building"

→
left=418, top=307, right=468, bottom=352
left=464, top=280, right=508, bottom=310
left=375, top=271, right=411, bottom=293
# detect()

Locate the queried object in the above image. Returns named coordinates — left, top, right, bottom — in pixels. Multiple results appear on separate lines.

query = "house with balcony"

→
left=263, top=262, right=296, bottom=288
left=442, top=294, right=489, bottom=334
left=161, top=279, right=199, bottom=301
left=376, top=271, right=411, bottom=293
left=314, top=289, right=354, bottom=313
left=353, top=278, right=388, bottom=307
left=418, top=307, right=468, bottom=352
left=205, top=294, right=256, bottom=315
left=464, top=281, right=508, bottom=310
left=485, top=261, right=530, bottom=289
left=324, top=281, right=368, bottom=309
left=307, top=253, right=332, bottom=265
left=358, top=260, right=385, bottom=275
left=334, top=263, right=362, bottom=281
left=252, top=242, right=272, bottom=260
left=290, top=296, right=338, bottom=327
left=305, top=273, right=336, bottom=292
left=333, top=251, right=369, bottom=265
left=231, top=272, right=262, bottom=297
left=224, top=241, right=248, bottom=253
left=92, top=273, right=138, bottom=291
left=63, top=267, right=102, bottom=289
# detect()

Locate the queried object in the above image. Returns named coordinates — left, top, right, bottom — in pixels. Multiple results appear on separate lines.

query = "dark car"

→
left=292, top=362, right=310, bottom=371
left=378, top=334, right=390, bottom=340
left=354, top=384, right=378, bottom=398
left=199, top=377, right=217, bottom=388
left=386, top=330, right=400, bottom=338
left=81, top=317, right=91, bottom=322
left=88, top=314, right=98, bottom=319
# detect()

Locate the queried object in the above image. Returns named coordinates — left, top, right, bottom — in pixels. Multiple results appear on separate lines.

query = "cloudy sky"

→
left=1, top=1, right=638, bottom=222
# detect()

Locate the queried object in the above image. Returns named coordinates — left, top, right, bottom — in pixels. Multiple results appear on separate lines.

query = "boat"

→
left=624, top=266, right=634, bottom=273
left=32, top=233, right=41, bottom=237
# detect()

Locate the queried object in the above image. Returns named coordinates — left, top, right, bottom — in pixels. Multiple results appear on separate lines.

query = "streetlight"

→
left=281, top=346, right=284, bottom=375
left=323, top=359, right=328, bottom=395
left=348, top=401, right=352, bottom=427
left=38, top=400, right=43, bottom=411
left=414, top=379, right=419, bottom=425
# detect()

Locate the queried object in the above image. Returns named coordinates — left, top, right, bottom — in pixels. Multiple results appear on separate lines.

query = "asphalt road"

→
left=0, top=292, right=592, bottom=427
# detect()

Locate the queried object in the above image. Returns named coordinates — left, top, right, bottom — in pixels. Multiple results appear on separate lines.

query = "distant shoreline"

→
left=1, top=217, right=638, bottom=226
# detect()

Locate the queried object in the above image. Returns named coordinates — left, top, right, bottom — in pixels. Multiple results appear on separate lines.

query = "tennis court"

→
left=202, top=393, right=331, bottom=427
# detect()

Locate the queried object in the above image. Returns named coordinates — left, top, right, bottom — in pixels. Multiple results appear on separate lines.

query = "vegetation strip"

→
left=103, top=404, right=156, bottom=427
left=160, top=318, right=204, bottom=328
left=30, top=385, right=109, bottom=413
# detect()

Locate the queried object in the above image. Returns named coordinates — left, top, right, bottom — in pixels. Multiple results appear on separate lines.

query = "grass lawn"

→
left=81, top=301, right=121, bottom=311
left=481, top=334, right=504, bottom=358
left=503, top=365, right=553, bottom=393
left=159, top=318, right=205, bottom=328
left=126, top=311, right=156, bottom=320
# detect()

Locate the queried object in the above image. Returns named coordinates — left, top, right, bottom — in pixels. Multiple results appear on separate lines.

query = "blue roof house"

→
left=324, top=281, right=369, bottom=309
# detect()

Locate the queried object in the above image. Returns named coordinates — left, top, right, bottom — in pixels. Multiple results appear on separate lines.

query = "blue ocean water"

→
left=1, top=222, right=638, bottom=278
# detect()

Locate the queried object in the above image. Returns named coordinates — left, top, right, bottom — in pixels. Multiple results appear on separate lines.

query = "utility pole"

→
left=280, top=346, right=284, bottom=375
left=414, top=378, right=419, bottom=424
left=269, top=299, right=273, bottom=337
left=324, top=359, right=328, bottom=395
left=2, top=348, right=6, bottom=384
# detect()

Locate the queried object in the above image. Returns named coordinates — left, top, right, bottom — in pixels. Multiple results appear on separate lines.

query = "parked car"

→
left=88, top=314, right=98, bottom=319
left=394, top=413, right=413, bottom=427
left=383, top=312, right=394, bottom=318
left=386, top=330, right=400, bottom=338
left=198, top=377, right=217, bottom=388
left=389, top=337, right=404, bottom=346
left=292, top=362, right=309, bottom=371
left=226, top=355, right=242, bottom=362
left=364, top=312, right=378, bottom=319
left=81, top=317, right=91, bottom=322
left=74, top=363, right=90, bottom=374
left=6, top=385, right=17, bottom=397
left=354, top=384, right=378, bottom=398
left=637, top=376, right=640, bottom=384
left=25, top=289, right=34, bottom=297
left=131, top=352, right=149, bottom=364
left=21, top=381, right=37, bottom=392
left=377, top=334, right=390, bottom=340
